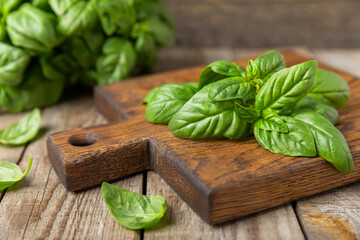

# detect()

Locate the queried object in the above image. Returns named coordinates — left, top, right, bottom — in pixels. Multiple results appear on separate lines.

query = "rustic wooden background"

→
left=163, top=0, right=360, bottom=48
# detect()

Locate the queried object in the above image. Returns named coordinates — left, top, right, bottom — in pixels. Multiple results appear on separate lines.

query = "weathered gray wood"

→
left=0, top=96, right=142, bottom=240
left=163, top=0, right=360, bottom=48
left=144, top=171, right=305, bottom=240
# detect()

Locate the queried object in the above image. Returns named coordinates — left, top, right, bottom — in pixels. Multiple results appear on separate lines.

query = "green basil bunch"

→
left=144, top=50, right=353, bottom=173
left=0, top=0, right=174, bottom=112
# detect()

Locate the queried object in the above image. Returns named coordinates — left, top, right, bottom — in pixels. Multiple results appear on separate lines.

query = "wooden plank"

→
left=0, top=96, right=142, bottom=239
left=144, top=171, right=305, bottom=240
left=162, top=0, right=360, bottom=48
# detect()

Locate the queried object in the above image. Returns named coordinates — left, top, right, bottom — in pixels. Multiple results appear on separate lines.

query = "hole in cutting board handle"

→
left=68, top=132, right=100, bottom=147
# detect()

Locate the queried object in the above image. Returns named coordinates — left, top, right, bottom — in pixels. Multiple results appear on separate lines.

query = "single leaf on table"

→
left=307, top=69, right=350, bottom=109
left=169, top=84, right=251, bottom=139
left=101, top=182, right=167, bottom=230
left=254, top=115, right=317, bottom=157
left=255, top=60, right=318, bottom=115
left=246, top=50, right=285, bottom=81
left=0, top=43, right=30, bottom=86
left=292, top=111, right=353, bottom=173
left=0, top=158, right=33, bottom=191
left=0, top=108, right=41, bottom=145
left=208, top=77, right=255, bottom=102
left=198, top=61, right=245, bottom=90
left=294, top=96, right=339, bottom=124
left=145, top=83, right=198, bottom=124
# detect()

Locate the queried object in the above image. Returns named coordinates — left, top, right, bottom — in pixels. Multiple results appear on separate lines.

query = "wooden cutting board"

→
left=46, top=51, right=360, bottom=225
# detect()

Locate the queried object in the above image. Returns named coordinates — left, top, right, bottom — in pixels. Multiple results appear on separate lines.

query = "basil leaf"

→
left=101, top=182, right=167, bottom=230
left=292, top=111, right=353, bottom=173
left=0, top=108, right=41, bottom=145
left=58, top=1, right=97, bottom=36
left=6, top=3, right=62, bottom=53
left=143, top=86, right=160, bottom=104
left=254, top=116, right=317, bottom=156
left=199, top=61, right=245, bottom=89
left=294, top=96, right=339, bottom=124
left=169, top=84, right=251, bottom=139
left=255, top=60, right=318, bottom=115
left=0, top=43, right=30, bottom=86
left=0, top=0, right=21, bottom=15
left=135, top=0, right=174, bottom=30
left=307, top=69, right=350, bottom=109
left=258, top=109, right=289, bottom=133
left=0, top=158, right=33, bottom=191
left=145, top=83, right=197, bottom=124
left=134, top=32, right=157, bottom=71
left=48, top=0, right=79, bottom=16
left=234, top=103, right=260, bottom=123
left=246, top=50, right=285, bottom=81
left=208, top=77, right=255, bottom=101
left=96, top=37, right=136, bottom=84
left=93, top=0, right=136, bottom=36
left=0, top=66, right=64, bottom=112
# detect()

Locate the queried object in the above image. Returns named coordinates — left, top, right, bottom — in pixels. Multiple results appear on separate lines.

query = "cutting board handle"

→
left=46, top=118, right=151, bottom=191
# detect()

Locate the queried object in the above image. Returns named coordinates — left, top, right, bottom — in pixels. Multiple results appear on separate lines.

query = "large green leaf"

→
left=0, top=43, right=30, bottom=86
left=254, top=115, right=317, bottom=156
left=101, top=182, right=167, bottom=230
left=255, top=61, right=317, bottom=115
left=292, top=111, right=353, bottom=173
left=294, top=96, right=339, bottom=124
left=307, top=69, right=350, bottom=109
left=169, top=84, right=251, bottom=139
left=145, top=83, right=197, bottom=124
left=6, top=3, right=61, bottom=53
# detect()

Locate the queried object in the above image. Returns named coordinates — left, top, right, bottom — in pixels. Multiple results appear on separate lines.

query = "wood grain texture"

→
left=0, top=96, right=142, bottom=240
left=144, top=171, right=305, bottom=240
left=47, top=50, right=360, bottom=224
left=162, top=0, right=360, bottom=48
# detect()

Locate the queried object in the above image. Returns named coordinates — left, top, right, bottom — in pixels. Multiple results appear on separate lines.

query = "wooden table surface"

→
left=1, top=47, right=360, bottom=240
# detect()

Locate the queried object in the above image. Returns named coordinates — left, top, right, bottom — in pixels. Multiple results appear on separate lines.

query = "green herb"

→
left=144, top=50, right=353, bottom=173
left=0, top=157, right=33, bottom=191
left=101, top=182, right=167, bottom=230
left=0, top=0, right=174, bottom=112
left=0, top=108, right=41, bottom=145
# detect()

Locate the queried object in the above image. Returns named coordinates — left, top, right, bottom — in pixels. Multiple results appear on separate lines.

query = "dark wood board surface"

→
left=46, top=51, right=360, bottom=225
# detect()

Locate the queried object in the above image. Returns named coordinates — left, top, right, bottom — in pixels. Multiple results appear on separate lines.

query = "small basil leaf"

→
left=133, top=18, right=174, bottom=47
left=246, top=50, right=285, bottom=81
left=93, top=0, right=136, bottom=36
left=134, top=32, right=157, bottom=72
left=0, top=108, right=41, bottom=145
left=208, top=77, right=255, bottom=102
left=307, top=69, right=350, bottom=109
left=294, top=96, right=339, bottom=124
left=101, top=182, right=167, bottom=230
left=234, top=103, right=260, bottom=123
left=57, top=1, right=97, bottom=36
left=258, top=109, right=289, bottom=133
left=0, top=43, right=30, bottom=86
left=292, top=111, right=353, bottom=173
left=169, top=84, right=251, bottom=139
left=199, top=61, right=245, bottom=90
left=48, top=0, right=80, bottom=16
left=96, top=37, right=136, bottom=84
left=254, top=116, right=317, bottom=156
left=6, top=3, right=62, bottom=53
left=0, top=158, right=33, bottom=191
left=255, top=60, right=318, bottom=115
left=145, top=83, right=198, bottom=124
left=209, top=61, right=246, bottom=78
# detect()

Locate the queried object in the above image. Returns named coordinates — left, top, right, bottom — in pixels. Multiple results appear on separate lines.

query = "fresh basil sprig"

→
left=101, top=182, right=167, bottom=230
left=0, top=157, right=33, bottom=191
left=143, top=50, right=353, bottom=173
